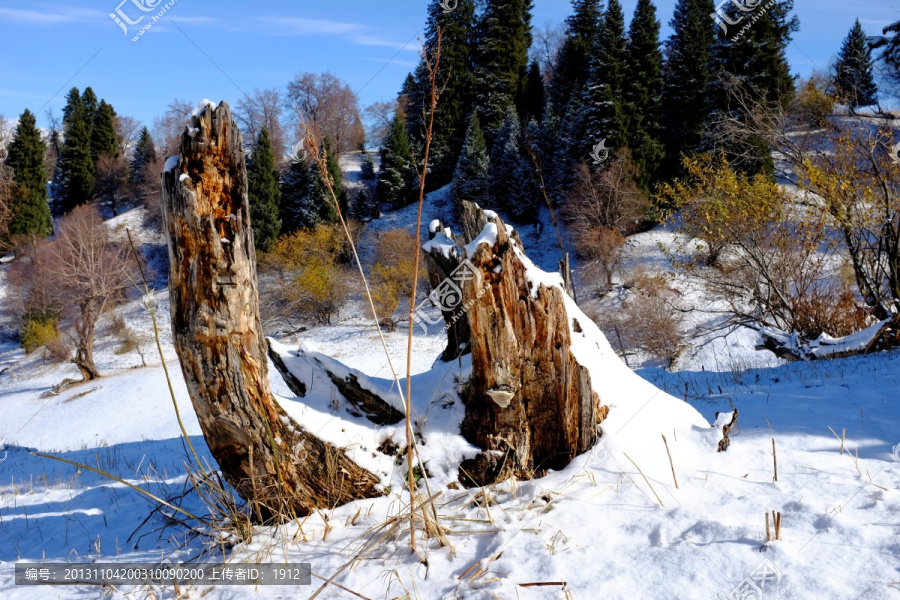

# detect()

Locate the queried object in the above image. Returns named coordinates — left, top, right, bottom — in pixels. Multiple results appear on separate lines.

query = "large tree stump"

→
left=161, top=101, right=380, bottom=519
left=458, top=214, right=604, bottom=486
left=422, top=220, right=471, bottom=361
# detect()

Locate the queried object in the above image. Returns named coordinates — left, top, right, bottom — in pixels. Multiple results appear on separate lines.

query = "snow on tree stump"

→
left=422, top=219, right=471, bottom=361
left=161, top=100, right=380, bottom=519
left=456, top=213, right=607, bottom=486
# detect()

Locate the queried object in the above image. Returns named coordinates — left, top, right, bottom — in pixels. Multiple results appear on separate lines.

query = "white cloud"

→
left=351, top=33, right=419, bottom=52
left=0, top=6, right=106, bottom=25
left=257, top=16, right=362, bottom=36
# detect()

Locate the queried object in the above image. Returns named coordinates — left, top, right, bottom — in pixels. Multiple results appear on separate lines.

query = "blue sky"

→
left=0, top=0, right=897, bottom=132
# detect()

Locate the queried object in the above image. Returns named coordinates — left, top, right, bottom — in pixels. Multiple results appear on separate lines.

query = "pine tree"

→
left=377, top=113, right=416, bottom=208
left=91, top=100, right=118, bottom=160
left=5, top=109, right=52, bottom=238
left=81, top=88, right=99, bottom=133
left=659, top=0, right=716, bottom=178
left=453, top=112, right=490, bottom=207
left=247, top=128, right=282, bottom=252
left=576, top=0, right=628, bottom=162
left=360, top=153, right=376, bottom=180
left=518, top=60, right=545, bottom=123
left=59, top=87, right=95, bottom=212
left=322, top=136, right=347, bottom=216
left=510, top=119, right=542, bottom=223
left=130, top=127, right=157, bottom=184
left=280, top=157, right=332, bottom=233
left=406, top=0, right=476, bottom=189
left=547, top=0, right=605, bottom=116
left=835, top=19, right=878, bottom=109
left=471, top=0, right=534, bottom=137
left=351, top=186, right=380, bottom=221
left=623, top=0, right=664, bottom=186
left=871, top=20, right=900, bottom=82
left=489, top=107, right=523, bottom=213
left=398, top=73, right=417, bottom=119
left=708, top=0, right=799, bottom=174
left=710, top=1, right=798, bottom=111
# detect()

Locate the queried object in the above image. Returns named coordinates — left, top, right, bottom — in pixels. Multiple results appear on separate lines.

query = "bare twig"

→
left=623, top=452, right=664, bottom=507
left=661, top=434, right=679, bottom=489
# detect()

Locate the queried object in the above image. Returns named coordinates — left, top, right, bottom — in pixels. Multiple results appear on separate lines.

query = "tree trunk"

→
left=457, top=213, right=605, bottom=486
left=756, top=315, right=900, bottom=361
left=161, top=101, right=380, bottom=520
left=422, top=220, right=471, bottom=361
left=74, top=305, right=100, bottom=381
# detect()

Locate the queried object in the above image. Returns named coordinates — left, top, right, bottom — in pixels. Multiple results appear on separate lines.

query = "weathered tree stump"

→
left=456, top=199, right=489, bottom=244
left=161, top=101, right=380, bottom=519
left=457, top=214, right=605, bottom=486
left=422, top=220, right=471, bottom=361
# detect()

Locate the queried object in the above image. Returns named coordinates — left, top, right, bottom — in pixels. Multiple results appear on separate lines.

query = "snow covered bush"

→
left=368, top=228, right=423, bottom=331
left=595, top=268, right=684, bottom=365
left=259, top=225, right=354, bottom=326
left=20, top=315, right=59, bottom=354
left=577, top=225, right=625, bottom=296
left=563, top=151, right=650, bottom=238
left=657, top=154, right=871, bottom=340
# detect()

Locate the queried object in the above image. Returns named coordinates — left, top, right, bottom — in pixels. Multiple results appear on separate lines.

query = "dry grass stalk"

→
left=772, top=438, right=778, bottom=482
left=661, top=434, right=679, bottom=489
left=623, top=452, right=664, bottom=507
left=308, top=491, right=443, bottom=600
left=402, top=26, right=445, bottom=554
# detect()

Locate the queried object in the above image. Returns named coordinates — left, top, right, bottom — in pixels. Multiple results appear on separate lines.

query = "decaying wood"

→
left=457, top=213, right=604, bottom=486
left=456, top=199, right=489, bottom=244
left=422, top=220, right=471, bottom=361
left=161, top=101, right=380, bottom=519
left=716, top=410, right=739, bottom=452
left=756, top=315, right=900, bottom=361
left=322, top=370, right=404, bottom=425
left=266, top=340, right=307, bottom=397
left=266, top=341, right=404, bottom=425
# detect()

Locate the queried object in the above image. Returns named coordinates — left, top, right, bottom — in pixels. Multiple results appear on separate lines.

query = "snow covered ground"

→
left=1, top=191, right=899, bottom=599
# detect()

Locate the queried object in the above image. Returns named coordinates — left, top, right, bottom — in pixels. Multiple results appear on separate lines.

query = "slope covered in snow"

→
left=0, top=201, right=899, bottom=600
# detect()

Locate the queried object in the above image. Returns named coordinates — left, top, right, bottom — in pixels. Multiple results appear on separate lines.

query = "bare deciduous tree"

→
left=532, top=20, right=565, bottom=81
left=363, top=99, right=398, bottom=146
left=710, top=79, right=900, bottom=323
left=235, top=88, right=286, bottom=162
left=563, top=152, right=650, bottom=239
left=95, top=155, right=129, bottom=216
left=43, top=205, right=135, bottom=380
left=152, top=98, right=193, bottom=157
left=114, top=114, right=142, bottom=160
left=0, top=163, right=13, bottom=253
left=0, top=114, right=14, bottom=162
left=286, top=72, right=365, bottom=154
left=657, top=154, right=870, bottom=342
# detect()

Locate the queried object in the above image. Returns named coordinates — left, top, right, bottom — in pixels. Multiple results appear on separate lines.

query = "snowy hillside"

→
left=1, top=190, right=899, bottom=600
